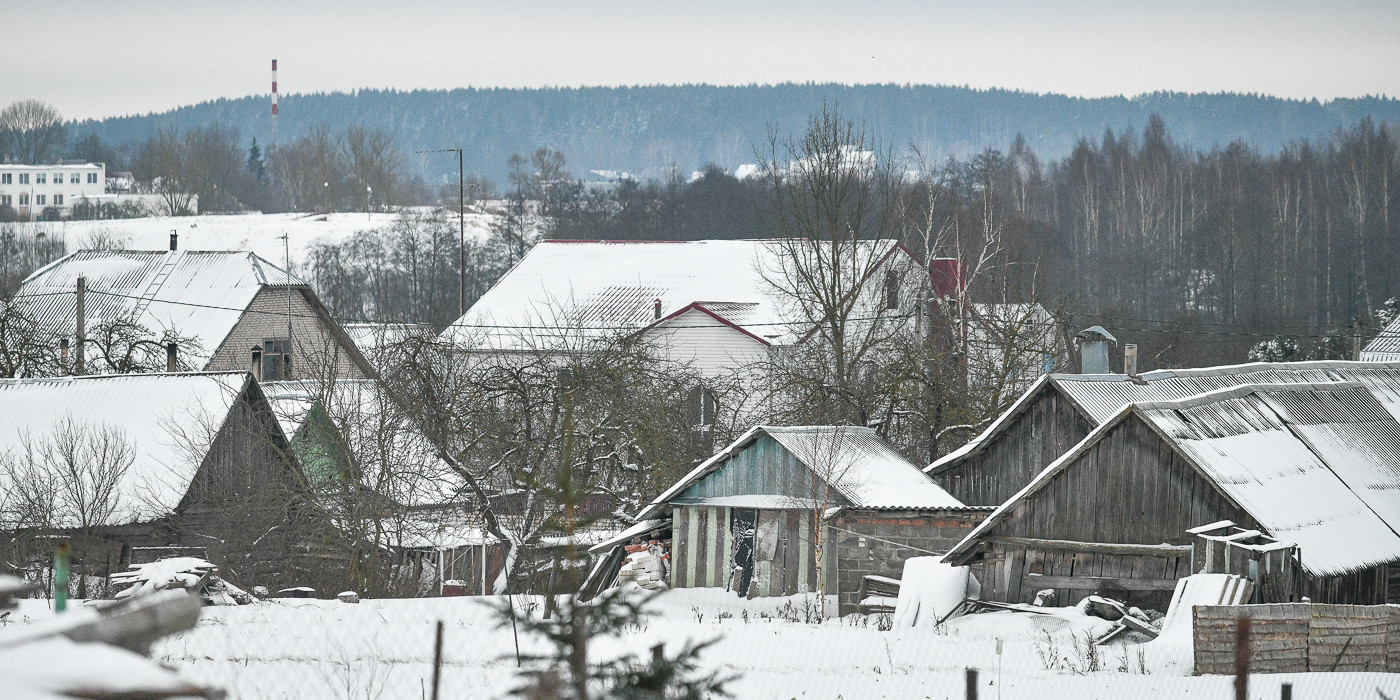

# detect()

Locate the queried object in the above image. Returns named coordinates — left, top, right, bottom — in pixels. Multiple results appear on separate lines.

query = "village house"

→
left=1360, top=314, right=1400, bottom=362
left=942, top=382, right=1400, bottom=610
left=14, top=238, right=374, bottom=381
left=595, top=425, right=990, bottom=615
left=926, top=359, right=1400, bottom=507
left=0, top=372, right=318, bottom=594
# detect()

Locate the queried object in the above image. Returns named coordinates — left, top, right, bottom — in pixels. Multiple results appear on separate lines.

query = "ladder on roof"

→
left=129, top=251, right=183, bottom=322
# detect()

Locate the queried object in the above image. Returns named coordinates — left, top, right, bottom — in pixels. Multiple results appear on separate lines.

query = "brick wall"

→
left=207, top=287, right=369, bottom=380
left=830, top=509, right=987, bottom=615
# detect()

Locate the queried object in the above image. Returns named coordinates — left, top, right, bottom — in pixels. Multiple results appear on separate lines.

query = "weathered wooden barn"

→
left=630, top=425, right=989, bottom=614
left=0, top=372, right=317, bottom=593
left=943, top=382, right=1400, bottom=610
left=927, top=361, right=1400, bottom=506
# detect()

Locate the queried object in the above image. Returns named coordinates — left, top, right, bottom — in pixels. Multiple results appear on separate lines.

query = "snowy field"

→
left=10, top=590, right=1398, bottom=699
left=18, top=210, right=495, bottom=273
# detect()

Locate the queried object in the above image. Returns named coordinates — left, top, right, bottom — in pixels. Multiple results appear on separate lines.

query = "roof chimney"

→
left=653, top=298, right=662, bottom=320
left=169, top=230, right=178, bottom=251
left=1075, top=326, right=1118, bottom=374
left=250, top=345, right=263, bottom=381
left=166, top=343, right=178, bottom=372
left=60, top=338, right=69, bottom=371
left=1124, top=343, right=1138, bottom=377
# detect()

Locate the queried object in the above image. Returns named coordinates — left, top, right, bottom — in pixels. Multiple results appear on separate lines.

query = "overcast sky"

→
left=9, top=0, right=1400, bottom=121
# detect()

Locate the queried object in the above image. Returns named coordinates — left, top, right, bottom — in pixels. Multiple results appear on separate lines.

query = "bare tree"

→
left=343, top=125, right=404, bottom=211
left=82, top=315, right=203, bottom=375
left=792, top=426, right=860, bottom=619
left=0, top=294, right=62, bottom=378
left=0, top=100, right=66, bottom=164
left=133, top=129, right=198, bottom=216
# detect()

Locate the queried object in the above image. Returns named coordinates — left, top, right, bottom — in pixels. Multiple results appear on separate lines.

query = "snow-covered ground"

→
left=8, top=590, right=1397, bottom=699
left=18, top=210, right=496, bottom=274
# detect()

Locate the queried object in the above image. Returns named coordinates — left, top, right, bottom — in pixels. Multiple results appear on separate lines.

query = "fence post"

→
left=54, top=540, right=71, bottom=613
left=1234, top=616, right=1251, bottom=700
left=965, top=667, right=978, bottom=700
left=431, top=619, right=444, bottom=700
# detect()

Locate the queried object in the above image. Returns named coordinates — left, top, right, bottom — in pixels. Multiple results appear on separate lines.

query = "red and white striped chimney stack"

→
left=271, top=59, right=279, bottom=150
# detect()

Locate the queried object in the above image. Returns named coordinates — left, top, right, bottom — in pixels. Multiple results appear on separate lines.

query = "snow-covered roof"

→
left=638, top=425, right=965, bottom=521
left=928, top=360, right=1400, bottom=474
left=0, top=372, right=254, bottom=528
left=1361, top=315, right=1400, bottom=361
left=948, top=382, right=1400, bottom=577
left=440, top=239, right=911, bottom=349
left=14, top=249, right=302, bottom=368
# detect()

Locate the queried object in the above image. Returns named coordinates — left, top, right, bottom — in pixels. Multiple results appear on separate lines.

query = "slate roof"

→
left=947, top=382, right=1400, bottom=577
left=14, top=250, right=303, bottom=368
left=0, top=372, right=256, bottom=527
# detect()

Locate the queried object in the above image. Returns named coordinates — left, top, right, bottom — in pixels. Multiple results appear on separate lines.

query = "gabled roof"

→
left=441, top=239, right=925, bottom=350
left=637, top=425, right=965, bottom=521
left=946, top=382, right=1400, bottom=577
left=1361, top=315, right=1400, bottom=361
left=928, top=360, right=1400, bottom=475
left=0, top=372, right=259, bottom=527
left=15, top=250, right=303, bottom=368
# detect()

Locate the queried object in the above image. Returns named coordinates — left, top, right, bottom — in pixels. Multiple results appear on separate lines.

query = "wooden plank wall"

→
left=671, top=506, right=814, bottom=596
left=1193, top=604, right=1400, bottom=674
left=979, top=541, right=1190, bottom=610
left=930, top=388, right=1092, bottom=506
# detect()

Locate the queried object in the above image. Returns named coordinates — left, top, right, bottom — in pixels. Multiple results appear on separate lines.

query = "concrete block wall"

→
left=831, top=509, right=987, bottom=615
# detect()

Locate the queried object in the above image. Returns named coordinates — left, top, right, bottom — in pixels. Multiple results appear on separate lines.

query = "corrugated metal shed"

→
left=950, top=382, right=1400, bottom=578
left=638, top=425, right=965, bottom=520
left=14, top=250, right=303, bottom=367
left=1360, top=316, right=1400, bottom=361
left=0, top=372, right=252, bottom=527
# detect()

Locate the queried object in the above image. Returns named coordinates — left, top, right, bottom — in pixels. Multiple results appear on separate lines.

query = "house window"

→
left=53, top=194, right=63, bottom=205
left=87, top=173, right=98, bottom=184
left=0, top=174, right=10, bottom=184
left=262, top=338, right=292, bottom=380
left=18, top=174, right=28, bottom=184
left=0, top=195, right=10, bottom=206
left=687, top=385, right=718, bottom=427
left=18, top=193, right=28, bottom=205
left=70, top=173, right=80, bottom=184
left=884, top=271, right=899, bottom=311
left=35, top=194, right=45, bottom=205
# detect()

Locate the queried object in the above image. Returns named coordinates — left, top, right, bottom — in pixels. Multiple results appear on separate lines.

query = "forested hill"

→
left=72, top=84, right=1400, bottom=182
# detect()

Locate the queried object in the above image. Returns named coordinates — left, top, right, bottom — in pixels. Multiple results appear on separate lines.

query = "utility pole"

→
left=417, top=147, right=467, bottom=315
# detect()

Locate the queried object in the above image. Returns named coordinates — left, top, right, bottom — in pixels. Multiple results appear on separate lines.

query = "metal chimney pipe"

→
left=169, top=230, right=178, bottom=251
left=653, top=298, right=662, bottom=320
left=250, top=345, right=263, bottom=381
left=166, top=343, right=178, bottom=372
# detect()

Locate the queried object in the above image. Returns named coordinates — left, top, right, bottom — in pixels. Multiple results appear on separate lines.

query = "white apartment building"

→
left=0, top=162, right=106, bottom=218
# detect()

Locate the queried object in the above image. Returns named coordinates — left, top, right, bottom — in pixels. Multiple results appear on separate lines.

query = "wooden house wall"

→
left=681, top=434, right=846, bottom=505
left=930, top=387, right=1091, bottom=506
left=671, top=505, right=816, bottom=596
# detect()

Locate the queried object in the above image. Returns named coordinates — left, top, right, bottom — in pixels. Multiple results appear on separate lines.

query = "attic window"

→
left=262, top=338, right=292, bottom=380
left=884, top=272, right=899, bottom=311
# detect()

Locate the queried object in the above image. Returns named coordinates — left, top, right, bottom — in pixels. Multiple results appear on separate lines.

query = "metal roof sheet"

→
left=0, top=372, right=252, bottom=527
left=1361, top=315, right=1400, bottom=358
left=14, top=250, right=303, bottom=368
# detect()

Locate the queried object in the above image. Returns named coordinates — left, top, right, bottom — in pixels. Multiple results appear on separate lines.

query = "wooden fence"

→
left=1193, top=603, right=1400, bottom=674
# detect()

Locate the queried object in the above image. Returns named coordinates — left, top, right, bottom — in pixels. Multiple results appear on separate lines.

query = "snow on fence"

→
left=1193, top=603, right=1400, bottom=674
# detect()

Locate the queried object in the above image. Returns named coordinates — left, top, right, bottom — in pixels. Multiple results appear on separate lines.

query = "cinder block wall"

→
left=207, top=288, right=369, bottom=379
left=831, top=509, right=987, bottom=615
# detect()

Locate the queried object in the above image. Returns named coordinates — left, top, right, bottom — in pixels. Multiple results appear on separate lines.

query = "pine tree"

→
left=247, top=139, right=266, bottom=183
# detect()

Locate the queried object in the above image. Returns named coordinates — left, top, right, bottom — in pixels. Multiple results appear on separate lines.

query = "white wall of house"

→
left=645, top=308, right=771, bottom=378
left=0, top=163, right=105, bottom=218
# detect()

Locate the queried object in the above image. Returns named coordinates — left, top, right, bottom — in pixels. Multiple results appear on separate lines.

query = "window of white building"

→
left=18, top=194, right=28, bottom=205
left=0, top=195, right=11, bottom=206
left=0, top=174, right=10, bottom=184
left=35, top=174, right=45, bottom=185
left=35, top=194, right=45, bottom=205
left=54, top=194, right=63, bottom=205
left=70, top=173, right=80, bottom=184
left=87, top=173, right=98, bottom=184
left=19, top=174, right=29, bottom=184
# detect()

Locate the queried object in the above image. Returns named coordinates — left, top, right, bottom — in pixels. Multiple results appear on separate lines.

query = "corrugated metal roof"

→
left=1361, top=315, right=1400, bottom=359
left=948, top=382, right=1400, bottom=577
left=441, top=239, right=908, bottom=349
left=0, top=372, right=252, bottom=527
left=1137, top=383, right=1400, bottom=577
left=930, top=361, right=1400, bottom=473
left=14, top=250, right=303, bottom=368
left=638, top=425, right=964, bottom=520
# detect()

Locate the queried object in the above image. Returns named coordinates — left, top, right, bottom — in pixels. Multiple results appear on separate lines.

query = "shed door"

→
left=730, top=508, right=756, bottom=596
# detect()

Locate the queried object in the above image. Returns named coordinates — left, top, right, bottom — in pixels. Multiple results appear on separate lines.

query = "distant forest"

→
left=70, top=83, right=1400, bottom=184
